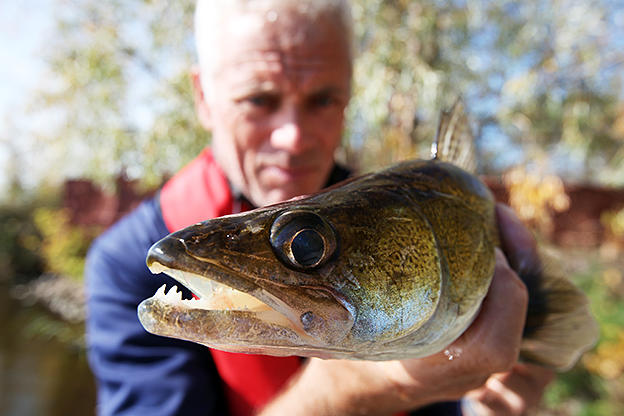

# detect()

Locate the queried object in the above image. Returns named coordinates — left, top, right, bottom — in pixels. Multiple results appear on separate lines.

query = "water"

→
left=0, top=283, right=96, bottom=416
left=443, top=347, right=463, bottom=361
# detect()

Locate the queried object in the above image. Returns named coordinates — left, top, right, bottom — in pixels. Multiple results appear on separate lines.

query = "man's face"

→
left=197, top=10, right=352, bottom=207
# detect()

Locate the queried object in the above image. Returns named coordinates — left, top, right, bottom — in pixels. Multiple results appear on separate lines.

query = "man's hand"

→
left=260, top=204, right=552, bottom=416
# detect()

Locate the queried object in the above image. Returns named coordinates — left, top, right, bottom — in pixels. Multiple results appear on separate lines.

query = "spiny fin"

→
left=431, top=100, right=477, bottom=174
left=518, top=252, right=599, bottom=371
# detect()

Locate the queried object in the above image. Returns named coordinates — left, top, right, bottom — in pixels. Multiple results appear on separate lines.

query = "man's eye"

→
left=308, top=93, right=335, bottom=109
left=247, top=94, right=278, bottom=109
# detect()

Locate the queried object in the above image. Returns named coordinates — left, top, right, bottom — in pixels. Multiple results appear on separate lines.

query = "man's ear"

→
left=191, top=66, right=212, bottom=130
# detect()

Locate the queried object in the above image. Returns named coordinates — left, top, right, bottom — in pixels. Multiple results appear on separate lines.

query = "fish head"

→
left=138, top=181, right=444, bottom=357
left=139, top=202, right=356, bottom=356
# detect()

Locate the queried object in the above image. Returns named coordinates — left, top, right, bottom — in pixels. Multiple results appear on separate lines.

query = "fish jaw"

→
left=138, top=225, right=356, bottom=354
left=137, top=277, right=320, bottom=356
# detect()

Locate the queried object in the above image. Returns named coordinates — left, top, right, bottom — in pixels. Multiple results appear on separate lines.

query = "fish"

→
left=138, top=101, right=598, bottom=370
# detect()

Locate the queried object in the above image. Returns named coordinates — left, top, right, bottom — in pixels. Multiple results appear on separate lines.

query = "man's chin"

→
left=252, top=182, right=320, bottom=207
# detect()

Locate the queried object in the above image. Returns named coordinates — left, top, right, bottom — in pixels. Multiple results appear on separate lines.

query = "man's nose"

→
left=270, top=106, right=307, bottom=152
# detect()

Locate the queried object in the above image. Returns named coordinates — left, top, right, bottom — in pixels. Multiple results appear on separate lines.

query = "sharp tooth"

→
left=155, top=284, right=166, bottom=298
left=167, top=285, right=178, bottom=298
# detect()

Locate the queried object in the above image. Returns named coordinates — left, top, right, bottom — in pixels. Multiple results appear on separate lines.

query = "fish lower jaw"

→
left=143, top=284, right=318, bottom=347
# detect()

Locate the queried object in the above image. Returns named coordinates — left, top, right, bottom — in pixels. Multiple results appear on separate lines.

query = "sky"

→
left=0, top=0, right=56, bottom=196
left=0, top=0, right=53, bottom=120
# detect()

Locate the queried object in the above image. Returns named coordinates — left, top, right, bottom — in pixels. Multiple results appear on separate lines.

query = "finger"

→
left=495, top=203, right=540, bottom=275
left=465, top=364, right=555, bottom=415
left=466, top=376, right=526, bottom=416
left=494, top=363, right=555, bottom=404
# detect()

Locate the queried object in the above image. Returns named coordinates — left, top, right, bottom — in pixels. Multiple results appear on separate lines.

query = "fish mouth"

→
left=143, top=260, right=304, bottom=335
left=137, top=235, right=354, bottom=356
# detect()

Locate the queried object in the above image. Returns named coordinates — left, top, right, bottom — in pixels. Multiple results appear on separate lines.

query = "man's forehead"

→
left=223, top=49, right=347, bottom=73
left=211, top=10, right=351, bottom=91
left=219, top=10, right=347, bottom=59
left=218, top=51, right=350, bottom=97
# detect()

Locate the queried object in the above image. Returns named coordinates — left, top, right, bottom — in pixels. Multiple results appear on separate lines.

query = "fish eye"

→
left=290, top=229, right=324, bottom=267
left=270, top=210, right=337, bottom=270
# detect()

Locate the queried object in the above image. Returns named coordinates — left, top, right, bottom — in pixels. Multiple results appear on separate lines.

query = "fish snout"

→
left=146, top=235, right=189, bottom=271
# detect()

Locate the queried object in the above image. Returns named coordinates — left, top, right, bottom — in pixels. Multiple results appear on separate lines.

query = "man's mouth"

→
left=264, top=164, right=316, bottom=180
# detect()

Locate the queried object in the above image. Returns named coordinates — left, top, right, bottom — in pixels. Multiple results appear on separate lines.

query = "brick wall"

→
left=485, top=177, right=624, bottom=247
left=63, top=177, right=156, bottom=228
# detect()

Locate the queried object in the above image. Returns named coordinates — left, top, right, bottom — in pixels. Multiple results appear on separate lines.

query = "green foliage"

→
left=0, top=205, right=45, bottom=282
left=32, top=208, right=100, bottom=281
left=347, top=0, right=624, bottom=182
left=31, top=0, right=203, bottom=189
left=21, top=310, right=87, bottom=349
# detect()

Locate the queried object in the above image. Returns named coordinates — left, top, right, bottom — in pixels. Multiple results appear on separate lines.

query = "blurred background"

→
left=1, top=0, right=623, bottom=414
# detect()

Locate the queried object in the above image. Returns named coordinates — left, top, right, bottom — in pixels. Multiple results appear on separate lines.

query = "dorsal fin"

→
left=431, top=100, right=477, bottom=173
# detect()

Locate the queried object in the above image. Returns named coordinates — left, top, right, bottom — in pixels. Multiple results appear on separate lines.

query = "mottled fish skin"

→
left=138, top=159, right=498, bottom=360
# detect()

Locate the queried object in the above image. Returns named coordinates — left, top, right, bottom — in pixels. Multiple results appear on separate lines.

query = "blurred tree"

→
left=0, top=122, right=25, bottom=204
left=348, top=0, right=624, bottom=183
left=0, top=205, right=45, bottom=283
left=22, top=0, right=624, bottom=195
left=32, top=208, right=100, bottom=280
left=30, top=0, right=205, bottom=190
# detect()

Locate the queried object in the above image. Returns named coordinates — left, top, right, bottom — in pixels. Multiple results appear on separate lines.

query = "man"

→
left=86, top=1, right=553, bottom=415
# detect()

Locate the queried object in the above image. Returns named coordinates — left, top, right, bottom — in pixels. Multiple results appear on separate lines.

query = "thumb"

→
left=495, top=203, right=541, bottom=277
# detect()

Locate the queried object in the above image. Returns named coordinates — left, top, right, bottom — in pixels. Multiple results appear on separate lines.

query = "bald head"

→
left=194, top=0, right=354, bottom=97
